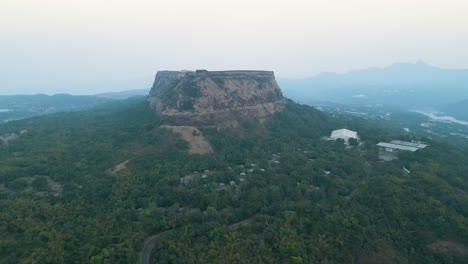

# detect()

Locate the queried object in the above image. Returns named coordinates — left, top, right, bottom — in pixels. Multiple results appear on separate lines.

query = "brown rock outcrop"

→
left=148, top=70, right=286, bottom=127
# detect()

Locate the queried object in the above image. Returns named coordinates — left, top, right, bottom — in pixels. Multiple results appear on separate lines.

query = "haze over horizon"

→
left=2, top=0, right=468, bottom=95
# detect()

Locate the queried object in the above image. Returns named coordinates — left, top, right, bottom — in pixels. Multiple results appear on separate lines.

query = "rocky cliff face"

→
left=148, top=70, right=286, bottom=127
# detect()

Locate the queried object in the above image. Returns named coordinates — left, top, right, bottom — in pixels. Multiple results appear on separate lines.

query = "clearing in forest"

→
left=162, top=125, right=214, bottom=154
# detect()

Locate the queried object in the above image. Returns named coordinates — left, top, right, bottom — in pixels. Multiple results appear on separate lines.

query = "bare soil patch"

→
left=428, top=240, right=468, bottom=257
left=107, top=160, right=130, bottom=175
left=0, top=133, right=19, bottom=146
left=162, top=125, right=213, bottom=154
left=47, top=177, right=63, bottom=196
left=9, top=176, right=64, bottom=197
left=358, top=240, right=407, bottom=264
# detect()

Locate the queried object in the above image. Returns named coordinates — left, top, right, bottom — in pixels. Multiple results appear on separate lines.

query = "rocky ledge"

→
left=148, top=70, right=286, bottom=127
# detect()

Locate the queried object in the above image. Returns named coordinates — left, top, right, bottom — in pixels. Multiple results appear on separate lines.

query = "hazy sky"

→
left=1, top=0, right=468, bottom=95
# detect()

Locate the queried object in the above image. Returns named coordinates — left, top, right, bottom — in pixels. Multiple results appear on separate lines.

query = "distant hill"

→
left=95, top=89, right=149, bottom=99
left=0, top=94, right=110, bottom=122
left=279, top=61, right=468, bottom=109
left=0, top=90, right=151, bottom=123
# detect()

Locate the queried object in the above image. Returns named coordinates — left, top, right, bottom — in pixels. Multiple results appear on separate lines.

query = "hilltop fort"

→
left=148, top=70, right=286, bottom=128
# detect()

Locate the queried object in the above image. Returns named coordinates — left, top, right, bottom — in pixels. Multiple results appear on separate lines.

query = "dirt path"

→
left=228, top=218, right=253, bottom=230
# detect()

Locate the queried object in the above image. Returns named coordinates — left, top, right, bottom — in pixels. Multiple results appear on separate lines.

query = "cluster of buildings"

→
left=327, top=128, right=429, bottom=154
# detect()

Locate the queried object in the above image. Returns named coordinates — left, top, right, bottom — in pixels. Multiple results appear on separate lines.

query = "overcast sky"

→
left=1, top=0, right=468, bottom=95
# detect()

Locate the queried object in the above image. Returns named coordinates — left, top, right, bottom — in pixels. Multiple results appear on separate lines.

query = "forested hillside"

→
left=0, top=98, right=467, bottom=263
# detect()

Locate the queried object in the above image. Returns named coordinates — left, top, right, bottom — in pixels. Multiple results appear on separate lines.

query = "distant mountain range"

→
left=0, top=90, right=149, bottom=123
left=0, top=94, right=110, bottom=122
left=2, top=63, right=468, bottom=124
left=278, top=61, right=468, bottom=109
left=0, top=94, right=107, bottom=107
left=95, top=89, right=149, bottom=99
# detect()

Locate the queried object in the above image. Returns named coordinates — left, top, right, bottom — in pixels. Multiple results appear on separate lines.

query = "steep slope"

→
left=148, top=70, right=286, bottom=127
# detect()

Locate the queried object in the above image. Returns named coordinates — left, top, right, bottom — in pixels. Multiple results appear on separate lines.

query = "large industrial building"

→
left=377, top=140, right=428, bottom=153
left=329, top=129, right=359, bottom=144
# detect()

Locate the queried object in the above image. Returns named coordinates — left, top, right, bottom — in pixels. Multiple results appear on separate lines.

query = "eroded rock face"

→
left=148, top=70, right=286, bottom=127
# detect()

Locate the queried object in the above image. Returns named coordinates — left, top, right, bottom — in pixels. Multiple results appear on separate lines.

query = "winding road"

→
left=139, top=220, right=252, bottom=263
left=139, top=232, right=165, bottom=264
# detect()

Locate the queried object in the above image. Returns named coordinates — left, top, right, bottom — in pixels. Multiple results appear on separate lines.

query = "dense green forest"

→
left=0, top=98, right=467, bottom=263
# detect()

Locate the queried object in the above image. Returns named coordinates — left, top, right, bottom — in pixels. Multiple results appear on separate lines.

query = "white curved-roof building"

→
left=330, top=129, right=359, bottom=143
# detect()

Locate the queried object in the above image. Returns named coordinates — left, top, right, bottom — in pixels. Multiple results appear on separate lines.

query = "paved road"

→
left=140, top=230, right=174, bottom=264
left=139, top=234, right=161, bottom=264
